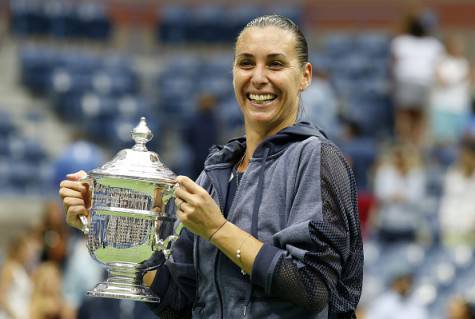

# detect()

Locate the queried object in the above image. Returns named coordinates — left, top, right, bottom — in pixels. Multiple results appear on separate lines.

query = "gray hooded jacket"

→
left=149, top=122, right=363, bottom=319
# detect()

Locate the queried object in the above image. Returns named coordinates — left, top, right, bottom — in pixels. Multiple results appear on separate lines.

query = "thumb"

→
left=66, top=170, right=88, bottom=181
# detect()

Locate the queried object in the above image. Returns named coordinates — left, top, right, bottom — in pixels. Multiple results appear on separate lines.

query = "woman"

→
left=0, top=233, right=35, bottom=319
left=390, top=15, right=443, bottom=145
left=439, top=128, right=475, bottom=246
left=30, top=262, right=65, bottom=319
left=373, top=143, right=426, bottom=241
left=60, top=15, right=363, bottom=318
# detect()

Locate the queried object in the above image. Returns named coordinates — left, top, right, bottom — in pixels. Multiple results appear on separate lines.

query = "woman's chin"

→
left=245, top=112, right=275, bottom=126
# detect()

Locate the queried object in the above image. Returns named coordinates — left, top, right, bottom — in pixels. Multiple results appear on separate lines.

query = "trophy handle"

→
left=79, top=175, right=92, bottom=235
left=152, top=183, right=184, bottom=258
left=79, top=216, right=90, bottom=235
left=154, top=222, right=183, bottom=259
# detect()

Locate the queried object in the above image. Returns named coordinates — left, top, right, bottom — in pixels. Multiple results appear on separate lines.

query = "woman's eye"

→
left=269, top=61, right=284, bottom=69
left=238, top=60, right=254, bottom=68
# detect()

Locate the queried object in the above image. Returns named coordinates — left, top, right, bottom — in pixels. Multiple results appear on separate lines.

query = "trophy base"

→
left=87, top=281, right=160, bottom=303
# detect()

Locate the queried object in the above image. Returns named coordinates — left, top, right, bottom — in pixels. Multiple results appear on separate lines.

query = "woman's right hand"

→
left=58, top=170, right=91, bottom=231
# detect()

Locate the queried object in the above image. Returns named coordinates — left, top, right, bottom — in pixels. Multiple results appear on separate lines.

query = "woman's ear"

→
left=300, top=62, right=312, bottom=91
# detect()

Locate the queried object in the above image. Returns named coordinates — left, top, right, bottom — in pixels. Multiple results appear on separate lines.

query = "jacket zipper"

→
left=214, top=251, right=224, bottom=319
left=205, top=169, right=227, bottom=319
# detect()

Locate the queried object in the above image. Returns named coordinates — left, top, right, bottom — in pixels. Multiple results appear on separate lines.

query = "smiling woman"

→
left=233, top=19, right=312, bottom=149
left=60, top=14, right=363, bottom=319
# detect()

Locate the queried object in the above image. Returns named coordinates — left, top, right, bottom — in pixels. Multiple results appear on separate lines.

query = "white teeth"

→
left=248, top=94, right=276, bottom=102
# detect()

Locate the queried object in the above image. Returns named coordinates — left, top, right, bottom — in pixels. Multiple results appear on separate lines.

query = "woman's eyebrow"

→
left=267, top=53, right=287, bottom=59
left=236, top=53, right=287, bottom=59
left=236, top=53, right=253, bottom=58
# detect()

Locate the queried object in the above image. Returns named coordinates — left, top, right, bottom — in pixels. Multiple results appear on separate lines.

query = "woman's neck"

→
left=238, top=119, right=296, bottom=172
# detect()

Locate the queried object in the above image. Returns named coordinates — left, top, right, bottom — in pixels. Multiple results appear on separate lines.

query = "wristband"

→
left=208, top=220, right=227, bottom=241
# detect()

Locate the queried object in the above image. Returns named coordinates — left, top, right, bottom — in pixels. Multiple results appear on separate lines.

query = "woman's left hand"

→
left=175, top=175, right=226, bottom=240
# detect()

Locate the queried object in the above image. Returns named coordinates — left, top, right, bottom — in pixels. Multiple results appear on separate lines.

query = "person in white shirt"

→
left=365, top=269, right=429, bottom=319
left=373, top=143, right=426, bottom=241
left=0, top=233, right=35, bottom=319
left=439, top=126, right=475, bottom=246
left=430, top=35, right=471, bottom=145
left=391, top=15, right=444, bottom=145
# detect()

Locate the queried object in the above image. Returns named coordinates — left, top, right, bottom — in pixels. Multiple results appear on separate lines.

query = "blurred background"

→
left=0, top=0, right=475, bottom=318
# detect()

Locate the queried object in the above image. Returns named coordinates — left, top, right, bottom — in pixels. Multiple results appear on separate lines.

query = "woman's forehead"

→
left=235, top=26, right=296, bottom=56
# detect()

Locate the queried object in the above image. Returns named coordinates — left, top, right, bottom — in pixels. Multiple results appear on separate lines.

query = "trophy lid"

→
left=89, top=117, right=176, bottom=184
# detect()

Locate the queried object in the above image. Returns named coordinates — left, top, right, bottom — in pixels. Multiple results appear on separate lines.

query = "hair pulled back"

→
left=237, top=15, right=309, bottom=67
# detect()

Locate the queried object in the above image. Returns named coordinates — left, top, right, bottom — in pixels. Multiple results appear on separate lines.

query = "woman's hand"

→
left=175, top=176, right=226, bottom=240
left=58, top=170, right=91, bottom=230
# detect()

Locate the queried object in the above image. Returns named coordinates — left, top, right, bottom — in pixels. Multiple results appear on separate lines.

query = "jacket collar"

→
left=203, top=121, right=326, bottom=168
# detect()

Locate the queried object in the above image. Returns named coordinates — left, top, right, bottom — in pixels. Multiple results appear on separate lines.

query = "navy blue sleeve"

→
left=147, top=227, right=196, bottom=318
left=251, top=243, right=283, bottom=293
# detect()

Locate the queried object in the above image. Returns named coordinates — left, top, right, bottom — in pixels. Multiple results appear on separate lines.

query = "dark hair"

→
left=406, top=16, right=428, bottom=37
left=238, top=15, right=309, bottom=67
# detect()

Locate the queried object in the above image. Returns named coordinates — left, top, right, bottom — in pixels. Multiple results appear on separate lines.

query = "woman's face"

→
left=233, top=26, right=311, bottom=134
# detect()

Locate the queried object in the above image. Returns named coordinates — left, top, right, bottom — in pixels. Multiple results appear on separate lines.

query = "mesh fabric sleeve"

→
left=251, top=141, right=363, bottom=316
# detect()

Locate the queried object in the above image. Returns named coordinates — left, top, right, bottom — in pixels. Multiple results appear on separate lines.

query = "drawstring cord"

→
left=243, top=145, right=270, bottom=316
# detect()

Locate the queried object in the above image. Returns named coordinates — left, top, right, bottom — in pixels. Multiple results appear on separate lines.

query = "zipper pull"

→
left=243, top=305, right=247, bottom=317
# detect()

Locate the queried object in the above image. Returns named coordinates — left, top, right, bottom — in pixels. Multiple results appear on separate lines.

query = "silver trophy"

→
left=79, top=117, right=180, bottom=303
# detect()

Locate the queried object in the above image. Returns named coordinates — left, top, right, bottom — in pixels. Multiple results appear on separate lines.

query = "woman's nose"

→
left=250, top=64, right=268, bottom=87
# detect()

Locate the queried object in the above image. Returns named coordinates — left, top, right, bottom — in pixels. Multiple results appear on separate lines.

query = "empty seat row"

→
left=10, top=0, right=111, bottom=40
left=157, top=5, right=301, bottom=44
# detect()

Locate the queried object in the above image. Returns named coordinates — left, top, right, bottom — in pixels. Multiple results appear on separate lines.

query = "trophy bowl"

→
left=80, top=117, right=179, bottom=303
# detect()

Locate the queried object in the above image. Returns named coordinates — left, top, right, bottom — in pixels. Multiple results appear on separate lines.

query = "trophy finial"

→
left=131, top=117, right=153, bottom=151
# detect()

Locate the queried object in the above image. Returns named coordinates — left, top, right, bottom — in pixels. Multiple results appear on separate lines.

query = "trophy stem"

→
left=87, top=262, right=160, bottom=303
left=107, top=263, right=143, bottom=285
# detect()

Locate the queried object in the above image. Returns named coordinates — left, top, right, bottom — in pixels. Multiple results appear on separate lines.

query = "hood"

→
left=204, top=121, right=327, bottom=168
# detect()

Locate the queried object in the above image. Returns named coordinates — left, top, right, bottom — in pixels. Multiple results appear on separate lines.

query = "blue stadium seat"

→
left=191, top=5, right=226, bottom=43
left=23, top=139, right=48, bottom=163
left=157, top=5, right=191, bottom=43
left=8, top=160, right=36, bottom=192
left=340, top=137, right=377, bottom=190
left=355, top=33, right=390, bottom=59
left=324, top=34, right=355, bottom=59
left=267, top=5, right=301, bottom=25
left=0, top=112, right=16, bottom=138
left=20, top=46, right=58, bottom=93
left=10, top=0, right=49, bottom=36
left=224, top=6, right=264, bottom=42
left=216, top=97, right=244, bottom=134
left=46, top=1, right=81, bottom=39
left=77, top=3, right=111, bottom=40
left=309, top=53, right=333, bottom=74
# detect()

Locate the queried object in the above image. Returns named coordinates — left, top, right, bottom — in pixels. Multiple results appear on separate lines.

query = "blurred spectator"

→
left=30, top=262, right=66, bottom=319
left=439, top=125, right=475, bottom=246
left=38, top=201, right=69, bottom=269
left=447, top=296, right=475, bottom=319
left=391, top=15, right=444, bottom=146
left=373, top=143, right=426, bottom=241
left=300, top=68, right=340, bottom=139
left=52, top=135, right=105, bottom=188
left=62, top=238, right=103, bottom=319
left=430, top=35, right=471, bottom=146
left=0, top=232, right=36, bottom=319
left=183, top=93, right=219, bottom=179
left=365, top=269, right=429, bottom=319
